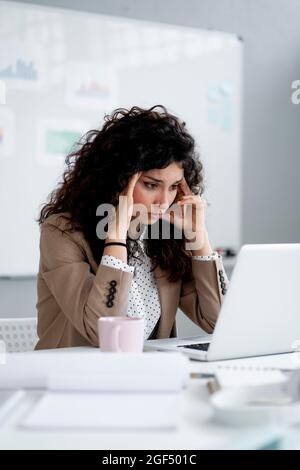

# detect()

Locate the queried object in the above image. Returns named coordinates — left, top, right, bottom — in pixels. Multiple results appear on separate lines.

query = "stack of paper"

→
left=1, top=351, right=189, bottom=430
left=0, top=351, right=189, bottom=392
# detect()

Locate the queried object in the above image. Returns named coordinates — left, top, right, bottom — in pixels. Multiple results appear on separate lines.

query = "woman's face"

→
left=132, top=162, right=184, bottom=224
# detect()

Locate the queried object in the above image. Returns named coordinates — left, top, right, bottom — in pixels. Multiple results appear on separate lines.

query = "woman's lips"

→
left=149, top=212, right=162, bottom=219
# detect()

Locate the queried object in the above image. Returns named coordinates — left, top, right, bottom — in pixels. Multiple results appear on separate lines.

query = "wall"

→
left=0, top=1, right=242, bottom=275
left=15, top=0, right=300, bottom=244
left=2, top=0, right=299, bottom=336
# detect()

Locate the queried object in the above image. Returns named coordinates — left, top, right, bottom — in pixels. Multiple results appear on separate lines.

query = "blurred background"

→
left=0, top=0, right=299, bottom=337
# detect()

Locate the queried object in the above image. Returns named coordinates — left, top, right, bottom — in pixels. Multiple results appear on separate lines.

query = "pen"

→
left=190, top=372, right=215, bottom=379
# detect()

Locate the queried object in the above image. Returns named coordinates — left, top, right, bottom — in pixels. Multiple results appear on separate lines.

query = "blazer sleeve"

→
left=39, top=223, right=134, bottom=346
left=178, top=256, right=229, bottom=334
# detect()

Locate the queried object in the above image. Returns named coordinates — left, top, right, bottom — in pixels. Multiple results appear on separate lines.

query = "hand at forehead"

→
left=178, top=176, right=193, bottom=196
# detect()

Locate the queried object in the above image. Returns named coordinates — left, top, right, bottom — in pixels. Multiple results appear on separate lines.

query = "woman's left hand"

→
left=161, top=176, right=208, bottom=250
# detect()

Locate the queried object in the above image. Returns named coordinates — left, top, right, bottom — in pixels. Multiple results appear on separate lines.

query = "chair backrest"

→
left=0, top=317, right=38, bottom=352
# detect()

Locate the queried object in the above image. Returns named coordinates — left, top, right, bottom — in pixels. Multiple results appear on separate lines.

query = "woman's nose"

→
left=158, top=202, right=169, bottom=212
left=154, top=197, right=169, bottom=212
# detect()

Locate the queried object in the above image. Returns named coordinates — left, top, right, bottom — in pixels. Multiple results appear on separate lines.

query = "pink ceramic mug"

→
left=98, top=317, right=145, bottom=352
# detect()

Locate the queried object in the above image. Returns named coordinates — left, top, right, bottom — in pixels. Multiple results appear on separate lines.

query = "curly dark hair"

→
left=38, top=105, right=205, bottom=282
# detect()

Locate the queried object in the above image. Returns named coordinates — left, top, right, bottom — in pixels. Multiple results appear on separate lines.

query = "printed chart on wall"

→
left=0, top=0, right=242, bottom=276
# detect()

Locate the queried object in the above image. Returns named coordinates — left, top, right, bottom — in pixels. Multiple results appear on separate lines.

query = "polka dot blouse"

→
left=101, top=225, right=221, bottom=339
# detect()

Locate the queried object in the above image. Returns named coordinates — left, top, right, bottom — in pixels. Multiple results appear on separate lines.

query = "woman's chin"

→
left=147, top=213, right=161, bottom=224
left=130, top=214, right=161, bottom=226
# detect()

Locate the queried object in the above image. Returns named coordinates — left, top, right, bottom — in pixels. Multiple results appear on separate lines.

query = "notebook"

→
left=208, top=368, right=288, bottom=393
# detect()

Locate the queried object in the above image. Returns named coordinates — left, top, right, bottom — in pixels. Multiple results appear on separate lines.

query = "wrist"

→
left=105, top=235, right=127, bottom=244
left=186, top=229, right=213, bottom=256
left=106, top=226, right=128, bottom=242
left=191, top=246, right=213, bottom=256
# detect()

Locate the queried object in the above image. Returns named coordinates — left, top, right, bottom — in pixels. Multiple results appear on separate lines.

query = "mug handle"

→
left=111, top=324, right=122, bottom=352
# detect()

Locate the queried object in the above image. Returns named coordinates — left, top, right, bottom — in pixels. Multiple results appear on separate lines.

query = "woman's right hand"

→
left=106, top=172, right=142, bottom=240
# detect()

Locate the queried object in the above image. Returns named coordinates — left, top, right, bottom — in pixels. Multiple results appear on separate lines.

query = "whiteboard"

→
left=0, top=1, right=242, bottom=276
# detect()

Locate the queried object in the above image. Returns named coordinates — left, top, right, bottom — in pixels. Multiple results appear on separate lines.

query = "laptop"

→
left=144, top=244, right=300, bottom=361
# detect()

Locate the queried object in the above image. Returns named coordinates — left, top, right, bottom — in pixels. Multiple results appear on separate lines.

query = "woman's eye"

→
left=144, top=183, right=178, bottom=191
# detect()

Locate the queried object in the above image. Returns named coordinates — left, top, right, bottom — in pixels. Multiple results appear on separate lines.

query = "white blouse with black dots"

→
left=101, top=225, right=221, bottom=339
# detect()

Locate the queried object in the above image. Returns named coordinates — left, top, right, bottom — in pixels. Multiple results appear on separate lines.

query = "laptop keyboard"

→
left=177, top=342, right=210, bottom=351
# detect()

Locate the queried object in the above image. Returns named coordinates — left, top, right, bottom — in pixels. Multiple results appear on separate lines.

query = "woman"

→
left=35, top=105, right=229, bottom=349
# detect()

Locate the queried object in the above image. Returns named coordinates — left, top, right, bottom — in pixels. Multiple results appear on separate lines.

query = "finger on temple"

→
left=179, top=176, right=193, bottom=196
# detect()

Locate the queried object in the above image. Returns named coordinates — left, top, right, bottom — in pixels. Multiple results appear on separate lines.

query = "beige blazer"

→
left=35, top=213, right=229, bottom=350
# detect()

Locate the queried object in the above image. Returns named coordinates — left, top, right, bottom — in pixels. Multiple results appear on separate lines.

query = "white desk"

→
left=0, top=347, right=297, bottom=450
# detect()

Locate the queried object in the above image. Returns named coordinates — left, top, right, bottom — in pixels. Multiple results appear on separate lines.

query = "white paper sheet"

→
left=0, top=390, right=25, bottom=421
left=22, top=391, right=181, bottom=430
left=0, top=351, right=189, bottom=392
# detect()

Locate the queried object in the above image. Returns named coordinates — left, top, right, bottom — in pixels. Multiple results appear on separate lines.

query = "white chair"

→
left=0, top=317, right=38, bottom=352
